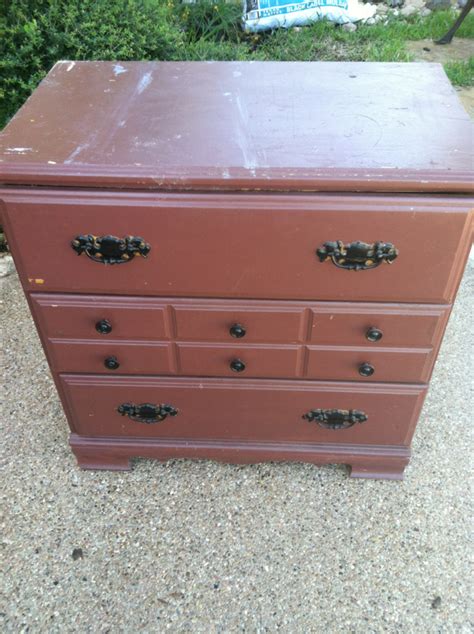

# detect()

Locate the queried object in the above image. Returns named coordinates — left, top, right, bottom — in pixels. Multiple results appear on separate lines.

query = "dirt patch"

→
left=406, top=37, right=474, bottom=62
left=454, top=86, right=474, bottom=116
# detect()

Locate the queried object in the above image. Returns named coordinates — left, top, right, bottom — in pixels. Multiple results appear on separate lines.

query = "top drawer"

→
left=2, top=190, right=472, bottom=303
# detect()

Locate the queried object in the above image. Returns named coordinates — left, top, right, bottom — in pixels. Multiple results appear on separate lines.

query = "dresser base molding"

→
left=69, top=434, right=411, bottom=480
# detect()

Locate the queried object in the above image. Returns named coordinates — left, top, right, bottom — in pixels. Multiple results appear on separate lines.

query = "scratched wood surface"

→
left=0, top=61, right=472, bottom=192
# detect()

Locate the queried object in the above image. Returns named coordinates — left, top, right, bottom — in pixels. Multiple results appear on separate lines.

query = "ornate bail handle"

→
left=117, top=403, right=178, bottom=424
left=71, top=234, right=151, bottom=265
left=316, top=240, right=398, bottom=271
left=303, top=408, right=368, bottom=430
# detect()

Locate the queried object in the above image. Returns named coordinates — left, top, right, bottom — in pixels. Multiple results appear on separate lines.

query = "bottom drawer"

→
left=60, top=375, right=427, bottom=446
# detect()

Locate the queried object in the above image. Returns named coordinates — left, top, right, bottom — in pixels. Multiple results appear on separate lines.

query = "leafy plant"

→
left=444, top=58, right=474, bottom=87
left=0, top=0, right=184, bottom=126
left=178, top=0, right=243, bottom=43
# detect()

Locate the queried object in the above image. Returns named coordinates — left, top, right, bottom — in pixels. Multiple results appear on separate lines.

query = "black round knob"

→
left=96, top=319, right=112, bottom=335
left=230, top=359, right=246, bottom=373
left=104, top=356, right=120, bottom=370
left=359, top=362, right=375, bottom=377
left=229, top=324, right=246, bottom=339
left=366, top=327, right=383, bottom=342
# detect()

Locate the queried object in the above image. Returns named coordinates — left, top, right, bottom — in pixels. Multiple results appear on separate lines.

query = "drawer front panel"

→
left=5, top=190, right=472, bottom=303
left=60, top=375, right=427, bottom=446
left=48, top=340, right=172, bottom=374
left=173, top=305, right=303, bottom=343
left=309, top=303, right=449, bottom=347
left=31, top=294, right=167, bottom=340
left=43, top=339, right=432, bottom=382
left=306, top=346, right=433, bottom=383
left=31, top=294, right=450, bottom=348
left=177, top=343, right=300, bottom=378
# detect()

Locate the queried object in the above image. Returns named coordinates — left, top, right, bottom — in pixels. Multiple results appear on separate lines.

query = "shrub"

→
left=0, top=0, right=185, bottom=127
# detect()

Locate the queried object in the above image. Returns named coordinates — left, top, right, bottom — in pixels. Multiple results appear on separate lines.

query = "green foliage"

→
left=444, top=58, right=474, bottom=86
left=0, top=0, right=184, bottom=126
left=1, top=1, right=473, bottom=129
left=178, top=0, right=243, bottom=43
left=246, top=11, right=474, bottom=63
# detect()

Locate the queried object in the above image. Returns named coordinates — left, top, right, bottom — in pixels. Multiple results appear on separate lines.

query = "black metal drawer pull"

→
left=359, top=362, right=375, bottom=377
left=71, top=234, right=151, bottom=265
left=117, top=402, right=178, bottom=424
left=96, top=319, right=112, bottom=334
left=230, top=359, right=246, bottom=372
left=303, top=409, right=368, bottom=430
left=366, top=327, right=383, bottom=342
left=316, top=240, right=398, bottom=271
left=229, top=324, right=246, bottom=339
left=104, top=356, right=120, bottom=370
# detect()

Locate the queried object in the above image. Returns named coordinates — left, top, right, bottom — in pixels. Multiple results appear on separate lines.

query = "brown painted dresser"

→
left=1, top=61, right=472, bottom=479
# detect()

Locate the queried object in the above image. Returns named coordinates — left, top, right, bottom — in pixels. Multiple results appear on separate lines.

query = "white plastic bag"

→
left=242, top=0, right=376, bottom=32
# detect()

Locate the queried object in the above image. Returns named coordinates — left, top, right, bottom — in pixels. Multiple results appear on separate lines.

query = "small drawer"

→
left=306, top=346, right=434, bottom=383
left=60, top=374, right=427, bottom=446
left=32, top=294, right=451, bottom=351
left=309, top=303, right=450, bottom=348
left=47, top=339, right=172, bottom=374
left=177, top=343, right=300, bottom=378
left=31, top=294, right=167, bottom=340
left=173, top=302, right=303, bottom=343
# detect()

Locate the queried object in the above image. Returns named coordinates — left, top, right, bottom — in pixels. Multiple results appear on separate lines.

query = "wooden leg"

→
left=350, top=458, right=408, bottom=480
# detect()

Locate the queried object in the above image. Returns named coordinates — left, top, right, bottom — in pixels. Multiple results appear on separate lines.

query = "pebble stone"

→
left=373, top=0, right=459, bottom=17
left=0, top=255, right=15, bottom=278
left=401, top=4, right=418, bottom=15
left=1, top=261, right=473, bottom=632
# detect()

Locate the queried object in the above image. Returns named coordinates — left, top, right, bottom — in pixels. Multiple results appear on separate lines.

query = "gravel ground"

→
left=1, top=263, right=473, bottom=633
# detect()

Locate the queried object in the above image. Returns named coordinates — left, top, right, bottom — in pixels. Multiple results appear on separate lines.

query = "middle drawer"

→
left=31, top=294, right=449, bottom=347
left=33, top=293, right=446, bottom=383
left=45, top=339, right=434, bottom=383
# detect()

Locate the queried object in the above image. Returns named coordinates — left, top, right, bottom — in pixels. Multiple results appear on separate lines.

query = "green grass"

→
left=243, top=11, right=474, bottom=63
left=444, top=58, right=474, bottom=86
left=1, top=0, right=473, bottom=129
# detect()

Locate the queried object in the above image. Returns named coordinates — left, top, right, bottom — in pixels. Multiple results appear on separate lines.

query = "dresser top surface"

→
left=0, top=61, right=472, bottom=192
